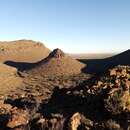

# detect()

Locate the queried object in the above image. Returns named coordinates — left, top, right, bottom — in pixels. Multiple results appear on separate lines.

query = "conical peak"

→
left=48, top=48, right=65, bottom=58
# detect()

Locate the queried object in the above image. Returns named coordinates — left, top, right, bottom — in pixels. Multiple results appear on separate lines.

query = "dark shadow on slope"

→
left=40, top=86, right=107, bottom=122
left=4, top=61, right=37, bottom=71
left=80, top=59, right=110, bottom=74
left=4, top=55, right=58, bottom=71
left=79, top=49, right=130, bottom=74
left=4, top=50, right=130, bottom=74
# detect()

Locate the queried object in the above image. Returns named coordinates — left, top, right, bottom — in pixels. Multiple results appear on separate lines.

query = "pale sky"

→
left=0, top=0, right=130, bottom=53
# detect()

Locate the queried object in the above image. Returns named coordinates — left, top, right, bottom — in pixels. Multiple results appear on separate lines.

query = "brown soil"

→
left=0, top=40, right=50, bottom=63
left=0, top=41, right=130, bottom=130
left=0, top=63, right=22, bottom=95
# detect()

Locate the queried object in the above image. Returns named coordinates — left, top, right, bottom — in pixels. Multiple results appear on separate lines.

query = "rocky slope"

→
left=0, top=63, right=22, bottom=95
left=0, top=65, right=130, bottom=130
left=27, top=48, right=86, bottom=76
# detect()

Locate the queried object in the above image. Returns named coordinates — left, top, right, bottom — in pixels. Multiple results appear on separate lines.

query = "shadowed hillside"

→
left=4, top=61, right=37, bottom=71
left=80, top=49, right=130, bottom=74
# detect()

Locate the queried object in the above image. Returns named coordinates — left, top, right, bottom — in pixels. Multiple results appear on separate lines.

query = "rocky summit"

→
left=48, top=48, right=65, bottom=58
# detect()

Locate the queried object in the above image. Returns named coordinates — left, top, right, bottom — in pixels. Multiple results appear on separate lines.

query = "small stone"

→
left=7, top=108, right=29, bottom=128
left=37, top=118, right=46, bottom=124
left=105, top=119, right=121, bottom=130
left=81, top=115, right=93, bottom=127
left=97, top=81, right=103, bottom=86
left=68, top=112, right=81, bottom=130
left=110, top=69, right=116, bottom=76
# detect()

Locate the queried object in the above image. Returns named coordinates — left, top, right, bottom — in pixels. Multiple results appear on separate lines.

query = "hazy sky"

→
left=0, top=0, right=130, bottom=53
